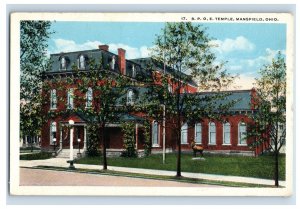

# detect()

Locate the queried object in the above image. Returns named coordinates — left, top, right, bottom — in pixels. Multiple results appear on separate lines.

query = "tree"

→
left=20, top=21, right=53, bottom=150
left=148, top=22, right=235, bottom=177
left=247, top=52, right=286, bottom=187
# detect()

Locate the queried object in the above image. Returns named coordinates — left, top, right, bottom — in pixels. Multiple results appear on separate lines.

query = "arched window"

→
left=181, top=123, right=188, bottom=144
left=168, top=83, right=173, bottom=93
left=67, top=88, right=74, bottom=109
left=86, top=87, right=93, bottom=108
left=50, top=89, right=57, bottom=109
left=126, top=89, right=134, bottom=105
left=60, top=57, right=66, bottom=70
left=195, top=123, right=202, bottom=144
left=209, top=122, right=216, bottom=145
left=78, top=55, right=85, bottom=69
left=238, top=122, right=247, bottom=145
left=50, top=121, right=57, bottom=144
left=223, top=122, right=231, bottom=145
left=152, top=121, right=159, bottom=146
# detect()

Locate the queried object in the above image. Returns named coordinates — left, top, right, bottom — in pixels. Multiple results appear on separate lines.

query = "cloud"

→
left=243, top=48, right=285, bottom=69
left=230, top=74, right=256, bottom=90
left=210, top=36, right=255, bottom=54
left=50, top=38, right=152, bottom=59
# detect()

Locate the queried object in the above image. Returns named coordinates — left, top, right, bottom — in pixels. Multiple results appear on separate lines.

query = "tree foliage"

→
left=20, top=21, right=53, bottom=146
left=147, top=22, right=236, bottom=177
left=247, top=52, right=286, bottom=187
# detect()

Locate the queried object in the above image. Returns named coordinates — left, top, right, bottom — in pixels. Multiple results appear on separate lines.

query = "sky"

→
left=48, top=21, right=286, bottom=90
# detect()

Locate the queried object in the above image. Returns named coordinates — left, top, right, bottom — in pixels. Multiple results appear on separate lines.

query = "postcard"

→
left=10, top=12, right=294, bottom=196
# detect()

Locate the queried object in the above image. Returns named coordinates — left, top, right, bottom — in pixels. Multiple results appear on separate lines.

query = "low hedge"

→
left=20, top=152, right=52, bottom=160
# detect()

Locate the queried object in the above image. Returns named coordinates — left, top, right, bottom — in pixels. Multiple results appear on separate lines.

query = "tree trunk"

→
left=101, top=124, right=107, bottom=170
left=274, top=151, right=279, bottom=187
left=176, top=138, right=181, bottom=177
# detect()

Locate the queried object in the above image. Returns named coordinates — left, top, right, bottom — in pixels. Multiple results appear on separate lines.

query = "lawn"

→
left=75, top=153, right=286, bottom=180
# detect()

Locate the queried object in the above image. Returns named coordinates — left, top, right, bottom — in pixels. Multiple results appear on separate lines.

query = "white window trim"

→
left=60, top=57, right=67, bottom=70
left=208, top=122, right=216, bottom=145
left=126, top=89, right=135, bottom=106
left=181, top=123, right=188, bottom=144
left=50, top=89, right=57, bottom=110
left=50, top=121, right=57, bottom=145
left=85, top=87, right=93, bottom=108
left=67, top=88, right=74, bottom=109
left=168, top=83, right=173, bottom=93
left=152, top=121, right=160, bottom=147
left=78, top=55, right=86, bottom=70
left=132, top=65, right=136, bottom=78
left=238, top=122, right=247, bottom=146
left=222, top=122, right=231, bottom=145
left=194, top=123, right=202, bottom=144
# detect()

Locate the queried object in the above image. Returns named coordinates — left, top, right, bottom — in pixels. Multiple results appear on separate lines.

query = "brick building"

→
left=41, top=45, right=263, bottom=157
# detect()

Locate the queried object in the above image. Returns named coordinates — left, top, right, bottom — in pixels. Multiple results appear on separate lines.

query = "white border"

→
left=9, top=12, right=294, bottom=197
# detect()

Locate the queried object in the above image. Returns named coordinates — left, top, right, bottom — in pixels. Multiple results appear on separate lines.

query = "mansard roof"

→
left=130, top=57, right=198, bottom=87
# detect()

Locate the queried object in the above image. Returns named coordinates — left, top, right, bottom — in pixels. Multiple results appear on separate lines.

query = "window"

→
left=110, top=56, right=116, bottom=70
left=181, top=123, right=188, bottom=144
left=127, top=89, right=134, bottom=105
left=50, top=121, right=57, bottom=144
left=67, top=88, right=74, bottom=109
left=60, top=57, right=66, bottom=70
left=86, top=87, right=93, bottom=108
left=223, top=122, right=231, bottom=145
left=209, top=122, right=216, bottom=145
left=78, top=55, right=85, bottom=69
left=195, top=123, right=202, bottom=144
left=238, top=122, right=247, bottom=145
left=152, top=121, right=159, bottom=146
left=50, top=89, right=57, bottom=109
left=132, top=64, right=136, bottom=78
left=168, top=83, right=173, bottom=93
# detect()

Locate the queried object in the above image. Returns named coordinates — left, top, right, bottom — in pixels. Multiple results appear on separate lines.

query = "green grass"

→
left=75, top=153, right=286, bottom=180
left=20, top=152, right=52, bottom=160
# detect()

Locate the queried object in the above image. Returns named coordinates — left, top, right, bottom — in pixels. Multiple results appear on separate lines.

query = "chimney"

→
left=118, top=48, right=126, bottom=75
left=98, top=45, right=109, bottom=51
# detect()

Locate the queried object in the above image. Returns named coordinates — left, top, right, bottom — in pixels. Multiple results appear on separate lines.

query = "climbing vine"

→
left=143, top=121, right=151, bottom=157
left=86, top=124, right=101, bottom=157
left=120, top=122, right=137, bottom=158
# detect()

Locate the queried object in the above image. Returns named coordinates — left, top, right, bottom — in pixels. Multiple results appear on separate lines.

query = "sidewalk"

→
left=19, top=157, right=285, bottom=187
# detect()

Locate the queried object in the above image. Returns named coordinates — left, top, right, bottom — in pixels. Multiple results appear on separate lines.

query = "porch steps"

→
left=56, top=149, right=83, bottom=159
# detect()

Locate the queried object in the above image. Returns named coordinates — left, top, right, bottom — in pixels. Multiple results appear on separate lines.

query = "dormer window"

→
left=132, top=64, right=136, bottom=78
left=110, top=56, right=116, bottom=70
left=60, top=57, right=66, bottom=70
left=78, top=55, right=85, bottom=69
left=127, top=89, right=135, bottom=105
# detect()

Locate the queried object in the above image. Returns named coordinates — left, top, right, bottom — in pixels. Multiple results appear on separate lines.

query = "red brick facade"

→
left=41, top=45, right=265, bottom=156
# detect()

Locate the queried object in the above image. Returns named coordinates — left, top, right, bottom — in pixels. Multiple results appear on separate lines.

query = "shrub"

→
left=20, top=152, right=52, bottom=160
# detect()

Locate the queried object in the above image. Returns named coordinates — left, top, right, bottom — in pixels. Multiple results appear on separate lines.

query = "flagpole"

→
left=162, top=23, right=166, bottom=164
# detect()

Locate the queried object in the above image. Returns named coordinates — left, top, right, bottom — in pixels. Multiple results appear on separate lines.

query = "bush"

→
left=20, top=152, right=52, bottom=160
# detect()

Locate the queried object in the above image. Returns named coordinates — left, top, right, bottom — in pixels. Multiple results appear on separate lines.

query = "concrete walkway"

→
left=19, top=157, right=286, bottom=187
